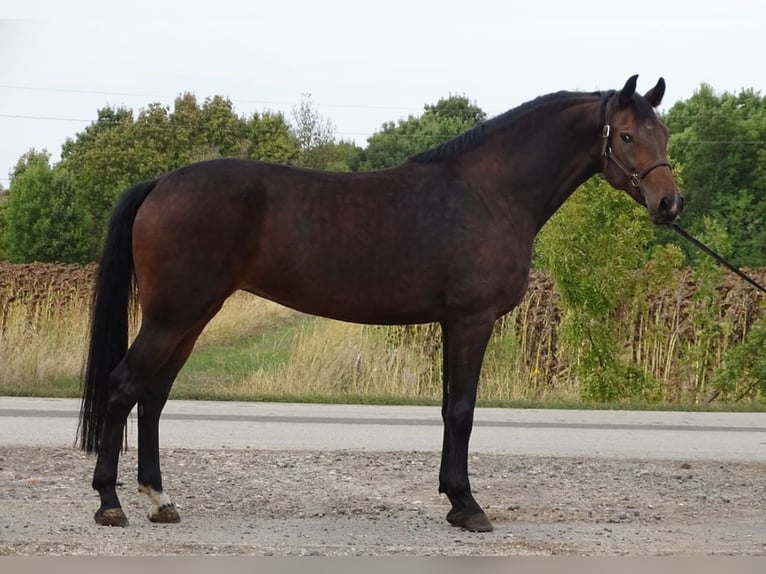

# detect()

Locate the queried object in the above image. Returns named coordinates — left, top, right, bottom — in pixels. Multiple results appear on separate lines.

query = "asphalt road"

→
left=1, top=396, right=764, bottom=461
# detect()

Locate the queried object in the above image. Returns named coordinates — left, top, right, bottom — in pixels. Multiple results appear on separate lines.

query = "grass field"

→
left=2, top=284, right=764, bottom=411
left=0, top=286, right=580, bottom=405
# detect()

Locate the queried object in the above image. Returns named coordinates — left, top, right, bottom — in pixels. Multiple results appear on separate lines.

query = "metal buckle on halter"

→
left=601, top=125, right=612, bottom=161
left=630, top=173, right=641, bottom=188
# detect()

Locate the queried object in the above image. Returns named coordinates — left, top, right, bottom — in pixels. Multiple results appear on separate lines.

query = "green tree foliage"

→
left=291, top=94, right=335, bottom=169
left=356, top=95, right=486, bottom=170
left=1, top=151, right=91, bottom=263
left=168, top=93, right=296, bottom=164
left=716, top=317, right=766, bottom=401
left=681, top=217, right=733, bottom=402
left=664, top=85, right=766, bottom=266
left=244, top=111, right=300, bottom=165
left=0, top=184, right=7, bottom=260
left=290, top=95, right=360, bottom=171
left=423, top=95, right=486, bottom=124
left=319, top=140, right=362, bottom=173
left=58, top=94, right=300, bottom=252
left=535, top=178, right=682, bottom=401
left=59, top=106, right=141, bottom=243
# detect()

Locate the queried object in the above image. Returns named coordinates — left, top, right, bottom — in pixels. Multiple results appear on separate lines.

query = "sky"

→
left=1, top=0, right=765, bottom=186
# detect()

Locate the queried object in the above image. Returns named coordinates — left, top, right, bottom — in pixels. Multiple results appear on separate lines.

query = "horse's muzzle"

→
left=653, top=193, right=684, bottom=224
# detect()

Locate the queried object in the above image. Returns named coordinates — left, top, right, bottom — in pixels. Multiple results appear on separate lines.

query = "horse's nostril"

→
left=659, top=196, right=671, bottom=211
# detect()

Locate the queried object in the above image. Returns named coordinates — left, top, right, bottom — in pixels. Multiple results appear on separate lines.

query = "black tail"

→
left=78, top=179, right=158, bottom=453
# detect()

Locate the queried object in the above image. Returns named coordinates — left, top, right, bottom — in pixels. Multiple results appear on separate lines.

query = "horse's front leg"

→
left=438, top=315, right=494, bottom=532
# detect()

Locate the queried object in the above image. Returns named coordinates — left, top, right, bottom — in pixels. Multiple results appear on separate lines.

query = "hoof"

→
left=446, top=508, right=494, bottom=532
left=95, top=507, right=129, bottom=527
left=149, top=504, right=180, bottom=523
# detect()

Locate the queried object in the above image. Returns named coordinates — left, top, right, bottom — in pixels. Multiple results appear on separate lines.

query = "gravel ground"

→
left=0, top=446, right=764, bottom=556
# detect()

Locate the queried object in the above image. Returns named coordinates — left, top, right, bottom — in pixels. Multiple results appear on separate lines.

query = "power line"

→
left=4, top=112, right=765, bottom=146
left=0, top=113, right=91, bottom=123
left=0, top=84, right=422, bottom=113
left=0, top=112, right=381, bottom=141
left=0, top=112, right=437, bottom=139
left=0, top=84, right=169, bottom=99
left=5, top=82, right=766, bottom=120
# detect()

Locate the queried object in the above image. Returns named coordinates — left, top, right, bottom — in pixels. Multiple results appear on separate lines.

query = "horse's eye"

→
left=620, top=133, right=633, bottom=143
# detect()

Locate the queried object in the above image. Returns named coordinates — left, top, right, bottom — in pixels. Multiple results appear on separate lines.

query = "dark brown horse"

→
left=79, top=75, right=682, bottom=532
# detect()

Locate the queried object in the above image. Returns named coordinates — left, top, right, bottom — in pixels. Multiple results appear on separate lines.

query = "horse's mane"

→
left=409, top=89, right=643, bottom=164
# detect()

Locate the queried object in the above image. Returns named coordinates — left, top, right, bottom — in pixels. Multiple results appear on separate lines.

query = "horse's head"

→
left=601, top=75, right=683, bottom=224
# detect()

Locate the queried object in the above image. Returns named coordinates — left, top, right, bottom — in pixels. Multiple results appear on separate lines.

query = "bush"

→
left=715, top=317, right=766, bottom=401
left=535, top=178, right=680, bottom=402
left=1, top=153, right=92, bottom=263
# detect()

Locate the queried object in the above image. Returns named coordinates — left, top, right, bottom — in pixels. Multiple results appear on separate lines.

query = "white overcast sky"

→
left=1, top=0, right=764, bottom=185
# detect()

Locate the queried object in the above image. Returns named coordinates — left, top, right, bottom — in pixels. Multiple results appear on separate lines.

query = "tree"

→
left=59, top=106, right=140, bottom=243
left=59, top=95, right=297, bottom=250
left=60, top=107, right=134, bottom=161
left=244, top=111, right=300, bottom=164
left=423, top=94, right=486, bottom=124
left=356, top=94, right=486, bottom=171
left=0, top=183, right=7, bottom=260
left=1, top=151, right=91, bottom=263
left=354, top=118, right=425, bottom=170
left=319, top=140, right=362, bottom=172
left=716, top=316, right=766, bottom=401
left=197, top=95, right=248, bottom=159
left=663, top=85, right=766, bottom=266
left=290, top=94, right=345, bottom=170
left=535, top=177, right=682, bottom=401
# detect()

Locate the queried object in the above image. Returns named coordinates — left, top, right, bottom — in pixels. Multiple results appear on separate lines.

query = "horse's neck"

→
left=530, top=132, right=601, bottom=231
left=463, top=99, right=602, bottom=232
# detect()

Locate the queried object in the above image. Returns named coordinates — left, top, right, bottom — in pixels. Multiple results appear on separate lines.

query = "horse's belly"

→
left=242, top=277, right=443, bottom=326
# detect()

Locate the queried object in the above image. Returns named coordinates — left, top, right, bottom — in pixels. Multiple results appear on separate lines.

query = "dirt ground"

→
left=0, top=446, right=763, bottom=556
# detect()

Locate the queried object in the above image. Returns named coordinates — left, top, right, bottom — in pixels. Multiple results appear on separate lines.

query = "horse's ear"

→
left=644, top=77, right=666, bottom=108
left=619, top=75, right=639, bottom=106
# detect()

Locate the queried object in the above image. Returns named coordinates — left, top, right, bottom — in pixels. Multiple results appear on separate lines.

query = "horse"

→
left=79, top=75, right=682, bottom=532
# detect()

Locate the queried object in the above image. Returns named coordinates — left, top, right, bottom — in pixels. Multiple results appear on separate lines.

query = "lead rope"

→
left=669, top=223, right=766, bottom=295
left=597, top=91, right=765, bottom=295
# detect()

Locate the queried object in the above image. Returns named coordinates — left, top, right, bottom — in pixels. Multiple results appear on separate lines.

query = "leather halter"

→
left=599, top=92, right=672, bottom=201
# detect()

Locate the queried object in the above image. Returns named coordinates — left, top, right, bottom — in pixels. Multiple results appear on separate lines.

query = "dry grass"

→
left=238, top=319, right=440, bottom=399
left=0, top=292, right=90, bottom=392
left=1, top=267, right=764, bottom=406
left=234, top=294, right=583, bottom=403
left=194, top=291, right=298, bottom=348
left=0, top=289, right=299, bottom=394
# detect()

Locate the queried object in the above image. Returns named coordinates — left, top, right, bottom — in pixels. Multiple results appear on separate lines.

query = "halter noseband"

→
left=599, top=92, right=672, bottom=199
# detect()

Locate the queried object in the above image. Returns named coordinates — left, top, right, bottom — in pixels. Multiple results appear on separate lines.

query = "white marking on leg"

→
left=138, top=484, right=175, bottom=519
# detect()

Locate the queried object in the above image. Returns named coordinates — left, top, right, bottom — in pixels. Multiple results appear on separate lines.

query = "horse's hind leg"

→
left=92, top=326, right=193, bottom=526
left=136, top=323, right=210, bottom=523
left=91, top=357, right=140, bottom=526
